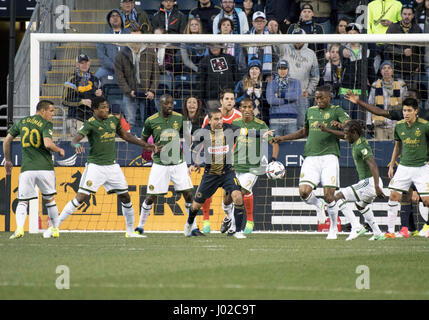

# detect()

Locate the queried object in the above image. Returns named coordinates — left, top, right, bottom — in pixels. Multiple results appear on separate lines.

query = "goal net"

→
left=4, top=32, right=429, bottom=233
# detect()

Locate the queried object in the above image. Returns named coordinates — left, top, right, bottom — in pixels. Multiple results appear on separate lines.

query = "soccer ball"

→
left=266, top=161, right=286, bottom=179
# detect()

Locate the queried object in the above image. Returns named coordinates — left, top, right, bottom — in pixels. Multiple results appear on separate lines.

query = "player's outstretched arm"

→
left=388, top=140, right=401, bottom=179
left=272, top=127, right=306, bottom=143
left=3, top=134, right=14, bottom=175
left=366, top=156, right=385, bottom=199
left=44, top=137, right=65, bottom=157
left=344, top=90, right=391, bottom=119
left=118, top=128, right=159, bottom=153
left=270, top=140, right=280, bottom=161
left=317, top=123, right=345, bottom=139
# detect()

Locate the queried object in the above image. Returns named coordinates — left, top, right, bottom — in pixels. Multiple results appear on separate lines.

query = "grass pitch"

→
left=0, top=232, right=428, bottom=300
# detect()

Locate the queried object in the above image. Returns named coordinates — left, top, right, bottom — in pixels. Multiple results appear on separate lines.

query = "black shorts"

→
left=194, top=170, right=241, bottom=204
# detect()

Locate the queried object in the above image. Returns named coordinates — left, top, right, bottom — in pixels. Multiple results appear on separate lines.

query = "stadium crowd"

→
left=62, top=0, right=429, bottom=139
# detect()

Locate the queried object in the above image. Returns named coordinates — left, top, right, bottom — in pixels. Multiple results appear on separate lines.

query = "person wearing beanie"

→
left=266, top=59, right=302, bottom=135
left=119, top=0, right=152, bottom=33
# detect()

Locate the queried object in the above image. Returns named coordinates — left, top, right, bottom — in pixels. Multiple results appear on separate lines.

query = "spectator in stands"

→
left=114, top=27, right=159, bottom=136
left=219, top=18, right=248, bottom=75
left=151, top=0, right=187, bottom=34
left=96, top=9, right=130, bottom=87
left=119, top=0, right=152, bottom=33
left=62, top=54, right=102, bottom=136
left=247, top=11, right=278, bottom=79
left=212, top=0, right=249, bottom=34
left=182, top=95, right=205, bottom=134
left=267, top=18, right=281, bottom=34
left=234, top=58, right=265, bottom=118
left=266, top=59, right=302, bottom=135
left=335, top=18, right=349, bottom=35
left=367, top=0, right=402, bottom=34
left=336, top=0, right=361, bottom=24
left=298, top=0, right=337, bottom=34
left=265, top=0, right=298, bottom=34
left=180, top=18, right=205, bottom=75
left=280, top=28, right=320, bottom=129
left=198, top=45, right=239, bottom=111
left=242, top=0, right=255, bottom=30
left=384, top=4, right=423, bottom=90
left=338, top=23, right=377, bottom=120
left=288, top=4, right=326, bottom=73
left=367, top=60, right=407, bottom=140
left=153, top=27, right=173, bottom=110
left=188, top=0, right=221, bottom=34
left=322, top=43, right=342, bottom=106
left=415, top=0, right=429, bottom=31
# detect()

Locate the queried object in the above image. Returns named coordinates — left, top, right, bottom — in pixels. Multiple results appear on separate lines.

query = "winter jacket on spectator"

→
left=198, top=50, right=239, bottom=101
left=336, top=0, right=362, bottom=18
left=189, top=1, right=221, bottom=34
left=213, top=8, right=249, bottom=34
left=280, top=43, right=320, bottom=96
left=119, top=5, right=152, bottom=33
left=114, top=46, right=159, bottom=97
left=266, top=0, right=298, bottom=31
left=151, top=6, right=187, bottom=34
left=266, top=73, right=302, bottom=120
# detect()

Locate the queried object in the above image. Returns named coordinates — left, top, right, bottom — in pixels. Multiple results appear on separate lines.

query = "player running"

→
left=273, top=85, right=351, bottom=239
left=318, top=120, right=386, bottom=240
left=56, top=96, right=157, bottom=238
left=4, top=100, right=65, bottom=239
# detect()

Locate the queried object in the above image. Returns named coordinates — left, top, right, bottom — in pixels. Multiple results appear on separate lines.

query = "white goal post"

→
left=27, top=32, right=429, bottom=233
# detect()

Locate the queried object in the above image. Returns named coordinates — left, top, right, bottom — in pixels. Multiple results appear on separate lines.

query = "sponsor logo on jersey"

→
left=208, top=145, right=229, bottom=154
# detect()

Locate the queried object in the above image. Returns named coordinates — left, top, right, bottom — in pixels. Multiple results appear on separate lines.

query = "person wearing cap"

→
left=367, top=60, right=407, bottom=140
left=62, top=54, right=102, bottom=136
left=188, top=0, right=221, bottom=34
left=367, top=0, right=402, bottom=35
left=297, top=1, right=337, bottom=34
left=338, top=23, right=377, bottom=120
left=212, top=0, right=249, bottom=34
left=385, top=4, right=423, bottom=89
left=287, top=3, right=326, bottom=74
left=234, top=58, right=265, bottom=118
left=151, top=0, right=187, bottom=34
left=96, top=9, right=130, bottom=88
left=114, top=27, right=159, bottom=136
left=280, top=28, right=320, bottom=129
left=265, top=0, right=298, bottom=34
left=266, top=59, right=302, bottom=135
left=119, top=0, right=152, bottom=33
left=247, top=11, right=278, bottom=78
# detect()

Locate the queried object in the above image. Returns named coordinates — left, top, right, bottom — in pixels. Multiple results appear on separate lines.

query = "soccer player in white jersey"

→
left=56, top=96, right=157, bottom=238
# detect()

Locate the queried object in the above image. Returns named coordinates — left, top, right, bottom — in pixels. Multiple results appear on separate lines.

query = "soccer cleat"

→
left=418, top=224, right=429, bottom=237
left=395, top=227, right=409, bottom=238
left=134, top=227, right=144, bottom=235
left=220, top=217, right=232, bottom=233
left=316, top=199, right=327, bottom=224
left=190, top=229, right=205, bottom=237
left=345, top=225, right=365, bottom=241
left=243, top=221, right=254, bottom=234
left=43, top=227, right=59, bottom=238
left=202, top=220, right=210, bottom=234
left=411, top=230, right=419, bottom=237
left=369, top=234, right=386, bottom=241
left=184, top=222, right=193, bottom=237
left=9, top=227, right=24, bottom=239
left=326, top=229, right=337, bottom=240
left=227, top=231, right=246, bottom=239
left=384, top=232, right=396, bottom=239
left=125, top=232, right=146, bottom=238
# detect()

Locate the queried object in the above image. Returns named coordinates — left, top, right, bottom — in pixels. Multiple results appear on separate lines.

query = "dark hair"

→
left=91, top=96, right=107, bottom=109
left=218, top=17, right=234, bottom=32
left=36, top=100, right=54, bottom=111
left=316, top=85, right=332, bottom=93
left=406, top=87, right=421, bottom=101
left=208, top=109, right=222, bottom=119
left=240, top=97, right=253, bottom=106
left=403, top=97, right=419, bottom=110
left=183, top=96, right=204, bottom=122
left=130, top=26, right=142, bottom=33
left=220, top=88, right=235, bottom=100
left=344, top=120, right=363, bottom=137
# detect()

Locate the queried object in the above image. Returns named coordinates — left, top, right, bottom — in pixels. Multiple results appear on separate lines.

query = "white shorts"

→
left=18, top=170, right=56, bottom=201
left=236, top=172, right=258, bottom=193
left=341, top=177, right=383, bottom=208
left=147, top=162, right=193, bottom=195
left=389, top=164, right=429, bottom=195
left=299, top=155, right=340, bottom=189
left=79, top=163, right=128, bottom=195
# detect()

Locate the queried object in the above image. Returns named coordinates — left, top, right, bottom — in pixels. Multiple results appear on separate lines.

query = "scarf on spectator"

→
left=274, top=73, right=290, bottom=90
left=221, top=9, right=241, bottom=34
left=248, top=27, right=272, bottom=73
left=120, top=8, right=139, bottom=30
left=75, top=68, right=91, bottom=88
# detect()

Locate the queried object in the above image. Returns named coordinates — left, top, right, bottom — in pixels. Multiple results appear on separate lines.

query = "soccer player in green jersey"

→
left=273, top=85, right=351, bottom=239
left=319, top=120, right=386, bottom=241
left=3, top=100, right=65, bottom=239
left=56, top=96, right=157, bottom=238
left=134, top=94, right=197, bottom=235
left=387, top=97, right=429, bottom=237
left=231, top=97, right=279, bottom=234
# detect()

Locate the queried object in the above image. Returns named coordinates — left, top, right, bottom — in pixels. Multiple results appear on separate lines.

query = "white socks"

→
left=138, top=200, right=152, bottom=229
left=222, top=202, right=234, bottom=220
left=15, top=202, right=28, bottom=228
left=361, top=207, right=382, bottom=236
left=121, top=202, right=135, bottom=233
left=303, top=192, right=322, bottom=207
left=58, top=198, right=81, bottom=226
left=338, top=199, right=361, bottom=230
left=387, top=200, right=400, bottom=233
left=45, top=200, right=59, bottom=228
left=326, top=201, right=338, bottom=231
